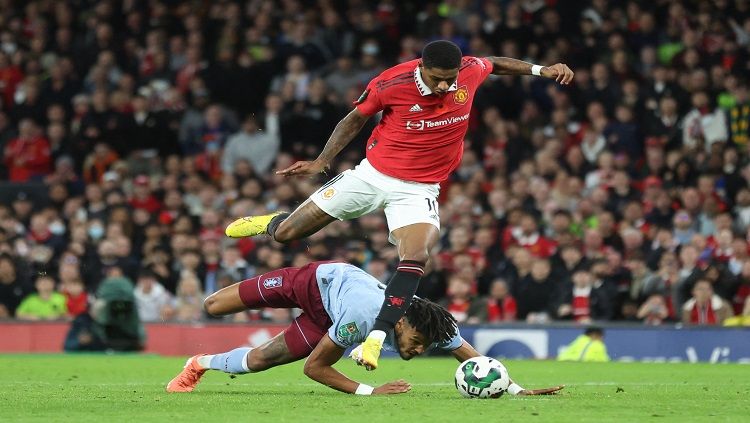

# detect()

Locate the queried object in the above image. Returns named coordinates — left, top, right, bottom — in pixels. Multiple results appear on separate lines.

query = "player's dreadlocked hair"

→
left=421, top=40, right=462, bottom=70
left=404, top=297, right=458, bottom=345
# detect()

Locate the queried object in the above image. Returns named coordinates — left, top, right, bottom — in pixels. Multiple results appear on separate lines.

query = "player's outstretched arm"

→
left=515, top=384, right=565, bottom=396
left=304, top=335, right=411, bottom=395
left=276, top=108, right=370, bottom=177
left=485, top=57, right=574, bottom=85
left=449, top=339, right=483, bottom=362
left=449, top=339, right=564, bottom=396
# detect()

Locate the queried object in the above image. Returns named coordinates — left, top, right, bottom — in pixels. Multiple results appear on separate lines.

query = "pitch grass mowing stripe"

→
left=0, top=355, right=748, bottom=423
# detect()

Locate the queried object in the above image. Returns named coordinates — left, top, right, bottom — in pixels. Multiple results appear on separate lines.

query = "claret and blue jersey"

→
left=314, top=262, right=462, bottom=352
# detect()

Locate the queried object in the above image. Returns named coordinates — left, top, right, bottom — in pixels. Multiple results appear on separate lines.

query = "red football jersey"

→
left=355, top=57, right=493, bottom=183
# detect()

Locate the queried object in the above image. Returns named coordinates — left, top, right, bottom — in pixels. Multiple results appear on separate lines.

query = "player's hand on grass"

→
left=518, top=385, right=565, bottom=396
left=276, top=159, right=329, bottom=177
left=540, top=63, right=574, bottom=85
left=373, top=380, right=412, bottom=395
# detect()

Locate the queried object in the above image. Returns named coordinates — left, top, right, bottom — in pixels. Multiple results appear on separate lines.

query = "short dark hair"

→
left=404, top=297, right=458, bottom=345
left=138, top=267, right=157, bottom=280
left=421, top=40, right=462, bottom=70
left=585, top=326, right=604, bottom=337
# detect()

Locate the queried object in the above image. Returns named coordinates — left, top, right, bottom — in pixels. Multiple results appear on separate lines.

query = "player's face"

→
left=394, top=320, right=430, bottom=360
left=420, top=66, right=459, bottom=95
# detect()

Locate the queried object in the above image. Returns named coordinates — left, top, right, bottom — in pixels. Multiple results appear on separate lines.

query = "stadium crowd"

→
left=2, top=0, right=750, bottom=328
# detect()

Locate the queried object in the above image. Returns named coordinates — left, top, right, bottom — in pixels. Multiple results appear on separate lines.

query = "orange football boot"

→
left=166, top=354, right=207, bottom=393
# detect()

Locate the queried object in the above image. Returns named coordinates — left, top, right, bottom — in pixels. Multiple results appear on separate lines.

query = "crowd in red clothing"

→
left=2, top=1, right=750, bottom=326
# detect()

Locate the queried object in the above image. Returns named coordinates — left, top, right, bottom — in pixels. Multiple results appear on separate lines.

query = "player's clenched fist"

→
left=373, top=379, right=412, bottom=395
left=540, top=63, right=574, bottom=85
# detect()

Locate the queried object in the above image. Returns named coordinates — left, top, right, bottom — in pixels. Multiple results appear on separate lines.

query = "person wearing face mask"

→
left=26, top=212, right=66, bottom=256
left=87, top=220, right=105, bottom=241
left=226, top=40, right=574, bottom=371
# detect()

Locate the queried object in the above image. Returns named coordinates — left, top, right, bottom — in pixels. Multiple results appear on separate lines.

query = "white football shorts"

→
left=310, top=159, right=440, bottom=244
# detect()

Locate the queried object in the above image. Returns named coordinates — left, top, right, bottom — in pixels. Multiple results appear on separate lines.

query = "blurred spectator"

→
left=682, top=91, right=728, bottom=152
left=682, top=279, right=733, bottom=325
left=16, top=275, right=67, bottom=321
left=439, top=226, right=485, bottom=273
left=221, top=115, right=280, bottom=175
left=3, top=119, right=51, bottom=181
left=365, top=257, right=391, bottom=284
left=727, top=82, right=749, bottom=147
left=182, top=104, right=235, bottom=156
left=557, top=268, right=613, bottom=323
left=271, top=55, right=311, bottom=101
left=637, top=294, right=670, bottom=325
left=0, top=254, right=29, bottom=318
left=60, top=275, right=88, bottom=318
left=723, top=295, right=750, bottom=326
left=441, top=275, right=483, bottom=324
left=515, top=259, right=556, bottom=323
left=732, top=261, right=750, bottom=315
left=82, top=143, right=118, bottom=183
left=173, top=272, right=206, bottom=322
left=482, top=278, right=517, bottom=323
left=134, top=268, right=175, bottom=322
left=219, top=246, right=252, bottom=283
left=129, top=174, right=161, bottom=213
left=503, top=213, right=557, bottom=258
left=550, top=244, right=588, bottom=282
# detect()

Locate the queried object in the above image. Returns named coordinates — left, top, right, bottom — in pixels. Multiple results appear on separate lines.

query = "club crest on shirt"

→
left=262, top=276, right=283, bottom=289
left=453, top=85, right=469, bottom=104
left=337, top=321, right=360, bottom=342
left=321, top=187, right=337, bottom=200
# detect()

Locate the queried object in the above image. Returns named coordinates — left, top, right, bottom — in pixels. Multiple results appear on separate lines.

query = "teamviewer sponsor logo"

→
left=405, top=113, right=469, bottom=130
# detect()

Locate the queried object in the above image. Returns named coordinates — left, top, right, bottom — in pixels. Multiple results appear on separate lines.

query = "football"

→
left=454, top=356, right=510, bottom=398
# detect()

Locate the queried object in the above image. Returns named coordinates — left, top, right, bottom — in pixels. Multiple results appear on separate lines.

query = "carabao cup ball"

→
left=454, top=356, right=510, bottom=398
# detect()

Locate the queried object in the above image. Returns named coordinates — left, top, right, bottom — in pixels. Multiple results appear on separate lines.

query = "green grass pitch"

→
left=1, top=354, right=748, bottom=422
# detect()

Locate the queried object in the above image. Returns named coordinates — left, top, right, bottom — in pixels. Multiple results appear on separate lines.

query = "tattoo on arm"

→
left=316, top=109, right=370, bottom=165
left=486, top=56, right=535, bottom=76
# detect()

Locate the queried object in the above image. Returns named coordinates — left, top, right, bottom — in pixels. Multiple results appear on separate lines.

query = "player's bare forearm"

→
left=315, top=108, right=370, bottom=167
left=305, top=336, right=411, bottom=395
left=517, top=385, right=565, bottom=395
left=450, top=340, right=481, bottom=362
left=486, top=57, right=536, bottom=75
left=304, top=336, right=358, bottom=394
left=485, top=57, right=574, bottom=84
left=305, top=362, right=360, bottom=394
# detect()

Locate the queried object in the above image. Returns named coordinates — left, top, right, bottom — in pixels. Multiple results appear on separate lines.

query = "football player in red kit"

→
left=225, top=40, right=574, bottom=370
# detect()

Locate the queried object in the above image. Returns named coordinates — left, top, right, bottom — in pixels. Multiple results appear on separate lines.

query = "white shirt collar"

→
left=414, top=66, right=458, bottom=96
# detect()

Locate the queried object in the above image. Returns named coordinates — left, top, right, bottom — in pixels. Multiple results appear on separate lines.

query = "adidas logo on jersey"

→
left=409, top=104, right=423, bottom=112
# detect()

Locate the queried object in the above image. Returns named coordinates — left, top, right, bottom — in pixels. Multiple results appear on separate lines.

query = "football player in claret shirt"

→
left=225, top=40, right=574, bottom=370
left=165, top=261, right=563, bottom=396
